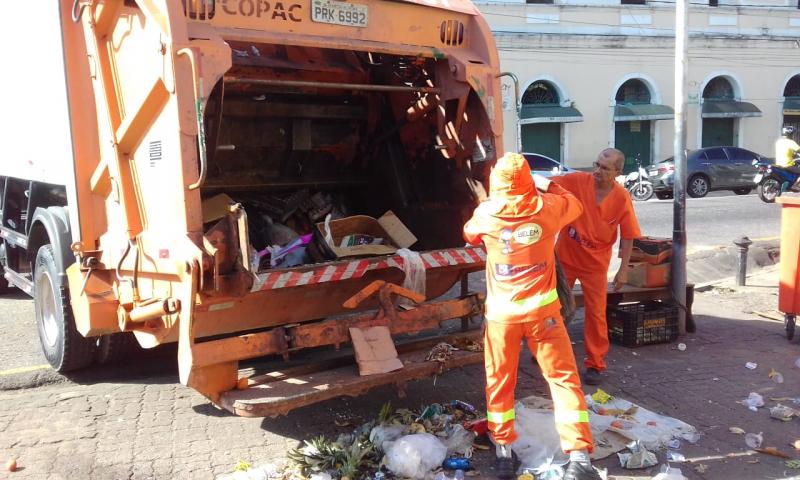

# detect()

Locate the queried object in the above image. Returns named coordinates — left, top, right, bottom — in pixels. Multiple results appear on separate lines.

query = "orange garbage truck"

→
left=0, top=0, right=503, bottom=415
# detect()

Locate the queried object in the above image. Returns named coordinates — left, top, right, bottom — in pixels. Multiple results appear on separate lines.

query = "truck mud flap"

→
left=219, top=330, right=483, bottom=417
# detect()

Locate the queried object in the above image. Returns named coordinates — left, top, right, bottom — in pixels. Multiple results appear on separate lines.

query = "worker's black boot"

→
left=564, top=461, right=602, bottom=480
left=494, top=445, right=516, bottom=480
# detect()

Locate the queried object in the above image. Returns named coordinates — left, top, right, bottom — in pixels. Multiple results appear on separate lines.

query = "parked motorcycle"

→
left=755, top=156, right=800, bottom=203
left=621, top=156, right=655, bottom=201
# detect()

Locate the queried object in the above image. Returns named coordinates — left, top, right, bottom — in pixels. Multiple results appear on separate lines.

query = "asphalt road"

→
left=0, top=190, right=783, bottom=385
left=632, top=190, right=781, bottom=250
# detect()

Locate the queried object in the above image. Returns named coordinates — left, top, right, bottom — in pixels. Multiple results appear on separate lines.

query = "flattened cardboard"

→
left=378, top=210, right=417, bottom=249
left=202, top=193, right=236, bottom=224
left=349, top=326, right=404, bottom=376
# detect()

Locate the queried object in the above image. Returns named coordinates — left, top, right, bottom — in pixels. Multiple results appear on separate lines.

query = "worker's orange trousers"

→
left=484, top=318, right=592, bottom=452
left=561, top=264, right=609, bottom=371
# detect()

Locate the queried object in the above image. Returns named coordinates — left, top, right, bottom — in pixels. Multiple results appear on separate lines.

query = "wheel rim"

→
left=691, top=177, right=708, bottom=196
left=762, top=179, right=780, bottom=201
left=37, top=271, right=59, bottom=349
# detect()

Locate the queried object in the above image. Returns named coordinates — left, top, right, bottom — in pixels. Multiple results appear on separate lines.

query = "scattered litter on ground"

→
left=677, top=343, right=686, bottom=351
left=5, top=457, right=17, bottom=472
left=741, top=392, right=764, bottom=411
left=755, top=447, right=793, bottom=459
left=666, top=451, right=686, bottom=463
left=729, top=427, right=746, bottom=435
left=769, top=404, right=798, bottom=422
left=650, top=464, right=688, bottom=480
left=745, top=362, right=758, bottom=370
left=218, top=463, right=283, bottom=480
left=786, top=459, right=800, bottom=469
left=591, top=389, right=612, bottom=404
left=793, top=439, right=800, bottom=451
left=618, top=441, right=658, bottom=469
left=386, top=433, right=447, bottom=479
left=745, top=432, right=763, bottom=449
left=667, top=439, right=681, bottom=449
left=681, top=432, right=701, bottom=444
left=694, top=463, right=709, bottom=474
left=768, top=368, right=784, bottom=384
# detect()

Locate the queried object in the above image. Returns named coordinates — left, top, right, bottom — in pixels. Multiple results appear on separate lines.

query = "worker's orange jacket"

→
left=464, top=162, right=584, bottom=323
left=552, top=172, right=641, bottom=273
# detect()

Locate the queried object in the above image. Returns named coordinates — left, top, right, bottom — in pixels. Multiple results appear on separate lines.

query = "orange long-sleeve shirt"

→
left=552, top=172, right=641, bottom=273
left=464, top=182, right=583, bottom=324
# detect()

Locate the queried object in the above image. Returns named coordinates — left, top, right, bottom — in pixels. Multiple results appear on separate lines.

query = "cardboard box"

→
left=631, top=236, right=672, bottom=265
left=349, top=326, right=404, bottom=376
left=316, top=211, right=417, bottom=259
left=626, top=261, right=670, bottom=288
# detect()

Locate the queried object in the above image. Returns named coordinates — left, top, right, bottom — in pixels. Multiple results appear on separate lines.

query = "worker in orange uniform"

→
left=552, top=148, right=641, bottom=386
left=464, top=153, right=601, bottom=480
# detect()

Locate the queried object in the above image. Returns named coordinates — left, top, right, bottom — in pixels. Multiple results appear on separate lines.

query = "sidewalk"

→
left=0, top=265, right=799, bottom=480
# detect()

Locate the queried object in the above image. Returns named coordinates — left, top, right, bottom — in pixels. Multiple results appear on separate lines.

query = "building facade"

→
left=478, top=0, right=800, bottom=171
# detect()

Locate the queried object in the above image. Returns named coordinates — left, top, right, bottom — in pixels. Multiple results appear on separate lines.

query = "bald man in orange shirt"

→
left=552, top=148, right=641, bottom=386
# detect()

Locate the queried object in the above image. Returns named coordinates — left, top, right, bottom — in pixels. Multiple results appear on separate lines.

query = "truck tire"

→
left=34, top=245, right=95, bottom=372
left=96, top=332, right=139, bottom=365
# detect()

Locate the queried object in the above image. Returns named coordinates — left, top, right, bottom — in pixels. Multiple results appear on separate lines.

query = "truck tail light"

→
left=440, top=20, right=465, bottom=46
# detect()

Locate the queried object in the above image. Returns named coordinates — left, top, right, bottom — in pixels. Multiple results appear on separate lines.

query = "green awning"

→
left=783, top=98, right=800, bottom=115
left=519, top=105, right=583, bottom=125
left=614, top=104, right=674, bottom=121
left=701, top=101, right=762, bottom=118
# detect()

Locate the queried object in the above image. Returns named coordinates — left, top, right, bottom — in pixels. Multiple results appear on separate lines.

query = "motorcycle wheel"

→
left=757, top=176, right=781, bottom=203
left=629, top=183, right=654, bottom=201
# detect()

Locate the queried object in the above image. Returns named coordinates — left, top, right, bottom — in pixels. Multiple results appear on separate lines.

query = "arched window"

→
left=703, top=77, right=735, bottom=101
left=784, top=75, right=800, bottom=98
left=522, top=80, right=560, bottom=106
left=615, top=79, right=651, bottom=105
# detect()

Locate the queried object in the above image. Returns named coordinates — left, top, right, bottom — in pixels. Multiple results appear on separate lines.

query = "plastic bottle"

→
left=443, top=457, right=471, bottom=470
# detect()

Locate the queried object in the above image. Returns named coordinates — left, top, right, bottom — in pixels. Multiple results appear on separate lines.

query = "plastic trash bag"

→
left=396, top=248, right=426, bottom=306
left=741, top=392, right=764, bottom=412
left=385, top=433, right=447, bottom=479
left=505, top=401, right=568, bottom=474
left=441, top=424, right=475, bottom=457
left=369, top=424, right=407, bottom=451
left=651, top=464, right=688, bottom=480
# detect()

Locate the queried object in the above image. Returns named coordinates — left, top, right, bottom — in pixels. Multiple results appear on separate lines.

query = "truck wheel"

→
left=34, top=245, right=95, bottom=372
left=96, top=332, right=139, bottom=365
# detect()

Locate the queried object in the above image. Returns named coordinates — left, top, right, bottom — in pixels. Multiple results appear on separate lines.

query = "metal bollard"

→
left=733, top=236, right=753, bottom=286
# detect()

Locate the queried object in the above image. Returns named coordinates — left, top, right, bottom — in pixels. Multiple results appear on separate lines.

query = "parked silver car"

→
left=522, top=153, right=576, bottom=177
left=648, top=146, right=764, bottom=199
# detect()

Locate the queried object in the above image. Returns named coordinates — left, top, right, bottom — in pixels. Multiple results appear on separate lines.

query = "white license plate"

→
left=312, top=0, right=368, bottom=27
left=754, top=173, right=763, bottom=183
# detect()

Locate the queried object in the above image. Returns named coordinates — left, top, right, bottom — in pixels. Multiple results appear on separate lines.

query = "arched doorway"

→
left=782, top=75, right=800, bottom=142
left=701, top=76, right=761, bottom=147
left=613, top=79, right=673, bottom=173
left=519, top=80, right=582, bottom=162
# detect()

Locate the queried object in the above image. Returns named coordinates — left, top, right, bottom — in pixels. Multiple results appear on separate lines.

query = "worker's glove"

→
left=532, top=173, right=552, bottom=193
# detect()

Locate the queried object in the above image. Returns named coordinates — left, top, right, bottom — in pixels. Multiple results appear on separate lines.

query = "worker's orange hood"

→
left=484, top=153, right=542, bottom=218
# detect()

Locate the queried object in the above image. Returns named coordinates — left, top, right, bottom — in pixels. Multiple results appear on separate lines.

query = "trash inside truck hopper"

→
left=0, top=0, right=503, bottom=415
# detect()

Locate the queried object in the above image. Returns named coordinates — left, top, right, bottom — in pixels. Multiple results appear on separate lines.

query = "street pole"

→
left=672, top=0, right=688, bottom=334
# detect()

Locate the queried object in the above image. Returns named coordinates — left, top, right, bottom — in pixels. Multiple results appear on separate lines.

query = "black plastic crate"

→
left=607, top=300, right=679, bottom=347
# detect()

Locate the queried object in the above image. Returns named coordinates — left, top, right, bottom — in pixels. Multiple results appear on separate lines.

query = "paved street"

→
left=0, top=193, right=792, bottom=480
left=633, top=191, right=781, bottom=250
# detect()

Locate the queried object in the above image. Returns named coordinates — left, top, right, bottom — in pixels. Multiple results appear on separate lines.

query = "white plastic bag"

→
left=506, top=401, right=568, bottom=474
left=385, top=433, right=447, bottom=479
left=742, top=392, right=764, bottom=411
left=369, top=424, right=406, bottom=451
left=442, top=424, right=475, bottom=457
left=396, top=248, right=426, bottom=306
left=650, top=464, right=688, bottom=480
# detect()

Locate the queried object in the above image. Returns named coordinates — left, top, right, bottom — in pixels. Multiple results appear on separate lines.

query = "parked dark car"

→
left=522, top=153, right=576, bottom=177
left=648, top=146, right=765, bottom=199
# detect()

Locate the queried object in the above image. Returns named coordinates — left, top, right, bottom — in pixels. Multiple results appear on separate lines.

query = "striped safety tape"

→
left=251, top=246, right=486, bottom=291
